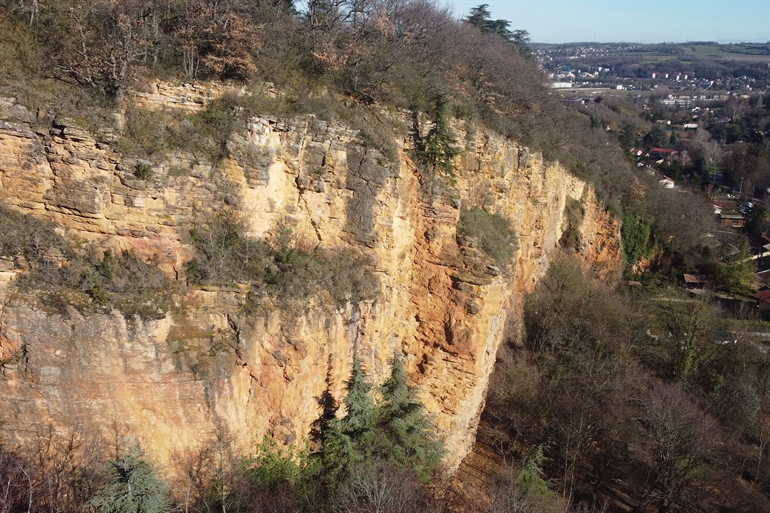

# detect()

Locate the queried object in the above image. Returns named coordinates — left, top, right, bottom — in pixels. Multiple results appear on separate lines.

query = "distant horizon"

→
left=448, top=0, right=769, bottom=46
left=529, top=40, right=770, bottom=46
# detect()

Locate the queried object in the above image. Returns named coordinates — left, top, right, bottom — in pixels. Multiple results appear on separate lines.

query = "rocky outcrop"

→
left=0, top=88, right=620, bottom=471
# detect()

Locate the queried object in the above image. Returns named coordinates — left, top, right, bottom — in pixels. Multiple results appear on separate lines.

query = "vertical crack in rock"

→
left=344, top=146, right=394, bottom=248
left=226, top=313, right=245, bottom=363
left=0, top=96, right=621, bottom=472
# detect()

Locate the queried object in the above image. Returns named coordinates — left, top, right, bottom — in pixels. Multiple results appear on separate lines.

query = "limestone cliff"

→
left=0, top=85, right=621, bottom=472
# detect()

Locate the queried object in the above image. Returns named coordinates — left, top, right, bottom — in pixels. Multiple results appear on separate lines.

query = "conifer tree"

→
left=620, top=123, right=637, bottom=149
left=465, top=4, right=531, bottom=53
left=669, top=128, right=680, bottom=147
left=466, top=4, right=492, bottom=30
left=415, top=91, right=461, bottom=179
left=90, top=451, right=170, bottom=513
left=323, top=345, right=375, bottom=478
left=373, top=351, right=444, bottom=482
left=311, top=355, right=339, bottom=453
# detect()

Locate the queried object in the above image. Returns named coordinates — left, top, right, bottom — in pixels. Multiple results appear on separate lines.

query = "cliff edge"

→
left=0, top=84, right=621, bottom=471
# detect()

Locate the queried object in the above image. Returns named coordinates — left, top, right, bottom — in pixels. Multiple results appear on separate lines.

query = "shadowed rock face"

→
left=0, top=85, right=621, bottom=471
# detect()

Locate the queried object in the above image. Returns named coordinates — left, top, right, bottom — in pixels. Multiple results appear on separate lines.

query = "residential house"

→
left=754, top=289, right=770, bottom=312
left=721, top=214, right=746, bottom=227
left=713, top=200, right=745, bottom=226
left=651, top=148, right=677, bottom=158
left=651, top=148, right=678, bottom=165
left=683, top=274, right=710, bottom=289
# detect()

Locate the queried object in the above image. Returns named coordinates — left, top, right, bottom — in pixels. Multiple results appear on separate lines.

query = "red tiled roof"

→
left=683, top=273, right=709, bottom=284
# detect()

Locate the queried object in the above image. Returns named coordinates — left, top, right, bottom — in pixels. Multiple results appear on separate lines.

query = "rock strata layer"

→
left=0, top=88, right=621, bottom=471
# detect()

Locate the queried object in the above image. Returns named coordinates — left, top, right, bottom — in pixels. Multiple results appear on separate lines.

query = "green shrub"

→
left=0, top=206, right=69, bottom=266
left=457, top=207, right=519, bottom=267
left=133, top=162, right=153, bottom=180
left=24, top=249, right=176, bottom=319
left=185, top=215, right=379, bottom=311
left=1, top=208, right=175, bottom=318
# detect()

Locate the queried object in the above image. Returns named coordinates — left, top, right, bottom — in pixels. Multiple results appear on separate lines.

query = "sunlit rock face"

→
left=0, top=85, right=620, bottom=472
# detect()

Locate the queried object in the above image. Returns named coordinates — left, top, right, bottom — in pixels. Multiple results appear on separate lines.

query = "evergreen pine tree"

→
left=669, top=128, right=680, bottom=147
left=323, top=345, right=375, bottom=478
left=90, top=451, right=170, bottom=513
left=311, top=355, right=339, bottom=453
left=424, top=92, right=461, bottom=177
left=412, top=91, right=461, bottom=184
left=465, top=5, right=531, bottom=53
left=465, top=4, right=492, bottom=30
left=373, top=351, right=444, bottom=482
left=620, top=123, right=637, bottom=149
left=516, top=443, right=551, bottom=494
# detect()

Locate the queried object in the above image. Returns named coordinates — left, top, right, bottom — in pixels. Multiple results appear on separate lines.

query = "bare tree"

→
left=335, top=460, right=425, bottom=513
left=0, top=446, right=27, bottom=513
left=489, top=469, right=538, bottom=513
left=52, top=0, right=154, bottom=102
left=637, top=383, right=716, bottom=512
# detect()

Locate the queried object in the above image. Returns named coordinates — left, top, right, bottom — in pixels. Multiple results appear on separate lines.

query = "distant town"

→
left=537, top=42, right=770, bottom=102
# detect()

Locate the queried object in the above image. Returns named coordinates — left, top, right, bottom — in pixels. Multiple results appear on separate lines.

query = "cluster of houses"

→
left=547, top=58, right=766, bottom=96
left=547, top=70, right=762, bottom=93
left=675, top=201, right=770, bottom=317
left=629, top=147, right=683, bottom=168
left=535, top=44, right=640, bottom=62
left=679, top=230, right=770, bottom=316
left=713, top=200, right=748, bottom=227
left=623, top=134, right=770, bottom=318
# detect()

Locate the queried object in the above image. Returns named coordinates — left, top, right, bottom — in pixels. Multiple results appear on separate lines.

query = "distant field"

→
left=636, top=53, right=770, bottom=63
left=638, top=56, right=678, bottom=63
left=544, top=42, right=770, bottom=63
left=681, top=44, right=770, bottom=61
left=555, top=88, right=652, bottom=98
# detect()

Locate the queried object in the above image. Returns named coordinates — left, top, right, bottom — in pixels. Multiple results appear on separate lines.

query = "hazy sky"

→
left=448, top=0, right=770, bottom=44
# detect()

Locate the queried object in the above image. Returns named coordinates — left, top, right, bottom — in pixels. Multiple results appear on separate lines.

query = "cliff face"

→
left=0, top=86, right=621, bottom=471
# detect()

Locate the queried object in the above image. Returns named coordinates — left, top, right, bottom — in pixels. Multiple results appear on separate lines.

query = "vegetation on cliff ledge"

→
left=457, top=207, right=519, bottom=268
left=184, top=214, right=379, bottom=311
left=0, top=206, right=174, bottom=318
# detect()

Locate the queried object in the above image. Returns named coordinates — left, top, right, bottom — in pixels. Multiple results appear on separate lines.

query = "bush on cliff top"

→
left=1, top=0, right=628, bottom=195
